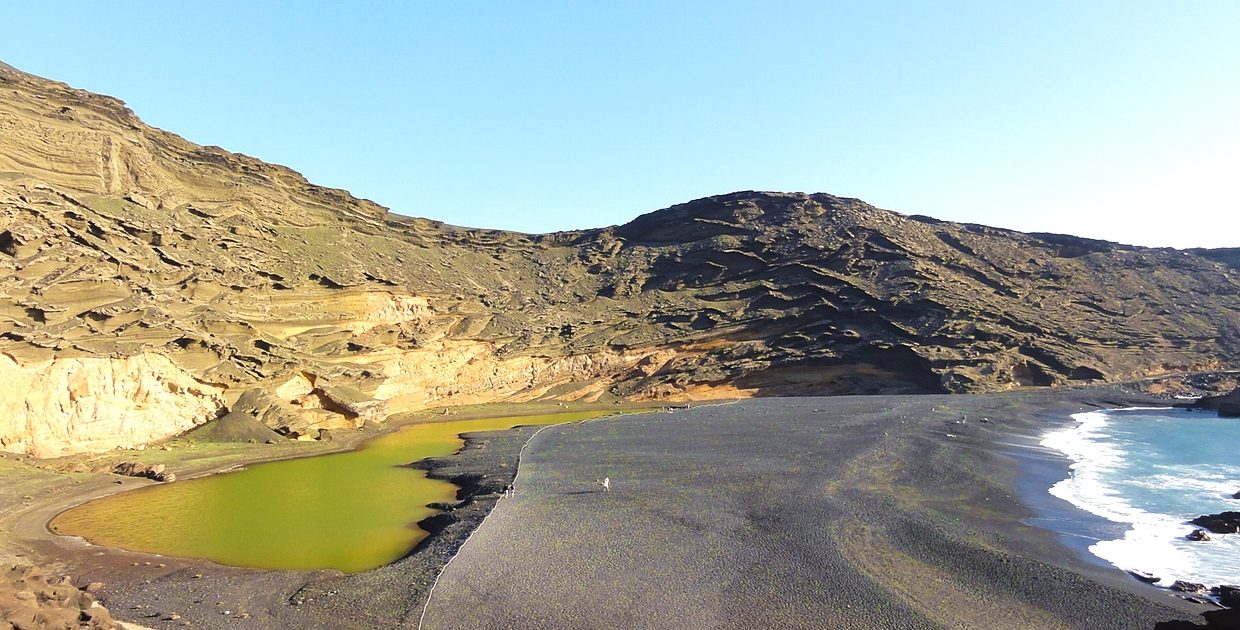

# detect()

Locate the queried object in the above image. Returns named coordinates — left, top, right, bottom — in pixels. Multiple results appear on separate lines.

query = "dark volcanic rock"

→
left=1191, top=512, right=1240, bottom=534
left=1191, top=388, right=1240, bottom=418
left=1190, top=247, right=1240, bottom=271
left=1215, top=585, right=1240, bottom=608
left=1187, top=529, right=1213, bottom=542
left=1171, top=580, right=1208, bottom=594
left=1202, top=608, right=1240, bottom=629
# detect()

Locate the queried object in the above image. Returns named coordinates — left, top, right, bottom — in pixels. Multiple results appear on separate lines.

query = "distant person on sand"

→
left=601, top=477, right=610, bottom=493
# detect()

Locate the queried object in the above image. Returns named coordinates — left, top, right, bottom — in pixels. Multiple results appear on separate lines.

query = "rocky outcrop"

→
left=1191, top=512, right=1240, bottom=534
left=1190, top=247, right=1240, bottom=271
left=1191, top=388, right=1240, bottom=417
left=1, top=61, right=1238, bottom=457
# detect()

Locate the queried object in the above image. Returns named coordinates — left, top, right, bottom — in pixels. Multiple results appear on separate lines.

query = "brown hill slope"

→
left=1, top=63, right=1237, bottom=456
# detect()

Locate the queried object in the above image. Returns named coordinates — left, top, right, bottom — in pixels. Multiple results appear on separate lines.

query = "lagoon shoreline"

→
left=0, top=401, right=649, bottom=629
left=3, top=390, right=1232, bottom=628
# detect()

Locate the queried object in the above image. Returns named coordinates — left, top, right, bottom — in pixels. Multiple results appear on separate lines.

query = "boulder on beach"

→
left=112, top=461, right=175, bottom=482
left=1191, top=512, right=1240, bottom=535
left=1170, top=580, right=1208, bottom=594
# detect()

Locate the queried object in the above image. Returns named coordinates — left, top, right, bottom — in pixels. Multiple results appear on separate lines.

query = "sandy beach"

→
left=3, top=390, right=1231, bottom=629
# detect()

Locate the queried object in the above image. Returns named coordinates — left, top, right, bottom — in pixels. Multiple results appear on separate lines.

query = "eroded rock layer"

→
left=1, top=63, right=1237, bottom=456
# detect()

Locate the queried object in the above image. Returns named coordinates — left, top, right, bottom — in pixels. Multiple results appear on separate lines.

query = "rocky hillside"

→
left=1192, top=248, right=1240, bottom=271
left=2, top=62, right=1237, bottom=457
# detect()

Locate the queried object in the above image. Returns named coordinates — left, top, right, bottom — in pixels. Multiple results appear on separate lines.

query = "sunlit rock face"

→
left=0, top=353, right=225, bottom=457
left=1, top=62, right=1237, bottom=456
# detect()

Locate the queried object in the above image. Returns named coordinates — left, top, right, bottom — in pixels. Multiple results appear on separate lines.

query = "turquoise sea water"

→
left=1043, top=408, right=1240, bottom=586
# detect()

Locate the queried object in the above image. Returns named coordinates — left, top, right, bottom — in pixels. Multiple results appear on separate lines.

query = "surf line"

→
left=1041, top=406, right=1217, bottom=586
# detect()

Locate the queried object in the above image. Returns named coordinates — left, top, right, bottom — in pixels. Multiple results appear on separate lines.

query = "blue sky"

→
left=4, top=2, right=1237, bottom=247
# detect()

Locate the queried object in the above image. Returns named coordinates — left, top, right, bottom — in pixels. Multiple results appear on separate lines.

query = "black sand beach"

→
left=9, top=390, right=1231, bottom=629
left=420, top=393, right=1213, bottom=629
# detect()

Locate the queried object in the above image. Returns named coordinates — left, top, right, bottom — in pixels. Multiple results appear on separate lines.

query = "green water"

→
left=51, top=411, right=607, bottom=573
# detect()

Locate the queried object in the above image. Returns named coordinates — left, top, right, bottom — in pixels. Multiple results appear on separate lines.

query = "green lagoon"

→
left=51, top=410, right=608, bottom=573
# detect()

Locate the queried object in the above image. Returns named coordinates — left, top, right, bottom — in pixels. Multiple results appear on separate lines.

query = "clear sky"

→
left=4, top=2, right=1237, bottom=247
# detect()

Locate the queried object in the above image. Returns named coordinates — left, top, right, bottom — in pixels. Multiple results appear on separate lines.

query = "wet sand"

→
left=3, top=391, right=1229, bottom=628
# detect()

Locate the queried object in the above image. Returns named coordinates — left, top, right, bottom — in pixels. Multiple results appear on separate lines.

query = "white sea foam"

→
left=1129, top=470, right=1240, bottom=496
left=1041, top=409, right=1240, bottom=587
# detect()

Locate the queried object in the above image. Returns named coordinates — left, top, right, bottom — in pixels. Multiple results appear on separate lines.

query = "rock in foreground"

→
left=0, top=564, right=122, bottom=629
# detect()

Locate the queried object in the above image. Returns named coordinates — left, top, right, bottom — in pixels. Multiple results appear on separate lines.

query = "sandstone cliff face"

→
left=0, top=353, right=225, bottom=457
left=1, top=62, right=1237, bottom=456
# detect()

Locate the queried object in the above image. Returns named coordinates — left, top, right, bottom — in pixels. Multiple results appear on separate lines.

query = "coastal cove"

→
left=1, top=26, right=1238, bottom=630
left=49, top=410, right=612, bottom=573
left=1040, top=407, right=1240, bottom=591
left=5, top=390, right=1224, bottom=628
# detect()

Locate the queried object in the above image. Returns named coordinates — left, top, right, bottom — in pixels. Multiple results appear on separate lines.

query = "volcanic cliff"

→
left=1, top=63, right=1237, bottom=456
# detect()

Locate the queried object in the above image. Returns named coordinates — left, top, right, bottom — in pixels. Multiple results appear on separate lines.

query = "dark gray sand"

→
left=421, top=393, right=1215, bottom=630
left=16, top=424, right=547, bottom=630
left=22, top=391, right=1232, bottom=629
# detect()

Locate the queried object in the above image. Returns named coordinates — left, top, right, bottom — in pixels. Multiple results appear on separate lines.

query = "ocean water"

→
left=1042, top=407, right=1240, bottom=587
